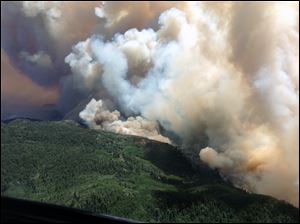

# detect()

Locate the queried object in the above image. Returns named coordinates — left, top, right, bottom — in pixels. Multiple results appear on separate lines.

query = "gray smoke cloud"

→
left=1, top=1, right=100, bottom=117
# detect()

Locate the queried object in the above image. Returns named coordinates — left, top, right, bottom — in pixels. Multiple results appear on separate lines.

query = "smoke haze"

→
left=1, top=1, right=299, bottom=207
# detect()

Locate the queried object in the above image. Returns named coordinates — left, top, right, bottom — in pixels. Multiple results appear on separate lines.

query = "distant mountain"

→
left=1, top=117, right=42, bottom=124
left=63, top=98, right=91, bottom=122
left=1, top=104, right=62, bottom=122
left=1, top=120, right=299, bottom=223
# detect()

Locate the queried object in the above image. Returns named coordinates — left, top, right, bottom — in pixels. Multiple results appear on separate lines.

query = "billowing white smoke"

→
left=22, top=1, right=61, bottom=18
left=79, top=98, right=170, bottom=143
left=65, top=2, right=299, bottom=207
left=19, top=51, right=53, bottom=68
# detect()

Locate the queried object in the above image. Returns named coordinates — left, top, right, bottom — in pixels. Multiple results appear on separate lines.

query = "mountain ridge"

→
left=1, top=119, right=298, bottom=222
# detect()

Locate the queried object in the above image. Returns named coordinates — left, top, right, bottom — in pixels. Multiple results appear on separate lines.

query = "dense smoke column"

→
left=67, top=2, right=299, bottom=206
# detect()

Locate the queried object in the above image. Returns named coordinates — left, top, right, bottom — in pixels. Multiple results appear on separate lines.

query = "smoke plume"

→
left=1, top=1, right=299, bottom=207
left=80, top=98, right=170, bottom=143
left=65, top=2, right=299, bottom=206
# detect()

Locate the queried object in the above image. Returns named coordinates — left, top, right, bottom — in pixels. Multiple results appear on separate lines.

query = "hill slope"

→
left=1, top=119, right=299, bottom=223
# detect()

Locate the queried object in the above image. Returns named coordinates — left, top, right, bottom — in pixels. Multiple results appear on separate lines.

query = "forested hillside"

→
left=1, top=120, right=298, bottom=223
